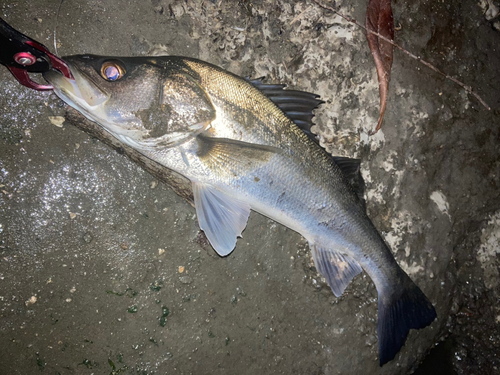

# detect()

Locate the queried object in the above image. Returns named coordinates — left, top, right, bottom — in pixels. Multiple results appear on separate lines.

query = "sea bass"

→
left=43, top=55, right=436, bottom=365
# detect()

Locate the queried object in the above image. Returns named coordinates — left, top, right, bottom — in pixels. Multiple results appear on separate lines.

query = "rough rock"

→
left=0, top=0, right=499, bottom=374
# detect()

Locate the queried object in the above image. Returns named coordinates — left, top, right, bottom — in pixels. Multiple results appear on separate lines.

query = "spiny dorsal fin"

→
left=247, top=77, right=323, bottom=143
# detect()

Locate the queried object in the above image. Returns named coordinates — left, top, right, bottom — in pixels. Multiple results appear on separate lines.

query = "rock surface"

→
left=0, top=0, right=499, bottom=374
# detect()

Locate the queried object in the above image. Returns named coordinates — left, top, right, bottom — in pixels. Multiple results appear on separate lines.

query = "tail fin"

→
left=377, top=277, right=437, bottom=366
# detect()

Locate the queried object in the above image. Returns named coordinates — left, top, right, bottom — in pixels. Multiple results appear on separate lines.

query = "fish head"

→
left=43, top=55, right=215, bottom=149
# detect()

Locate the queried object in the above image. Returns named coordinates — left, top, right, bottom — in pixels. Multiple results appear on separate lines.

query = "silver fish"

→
left=43, top=54, right=436, bottom=365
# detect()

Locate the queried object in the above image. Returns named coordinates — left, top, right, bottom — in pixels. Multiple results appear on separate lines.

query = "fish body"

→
left=44, top=55, right=436, bottom=365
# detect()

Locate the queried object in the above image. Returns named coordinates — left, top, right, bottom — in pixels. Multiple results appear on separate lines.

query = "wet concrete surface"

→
left=0, top=0, right=499, bottom=374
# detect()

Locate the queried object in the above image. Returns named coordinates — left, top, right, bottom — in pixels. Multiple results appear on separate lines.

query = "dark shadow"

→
left=413, top=336, right=456, bottom=375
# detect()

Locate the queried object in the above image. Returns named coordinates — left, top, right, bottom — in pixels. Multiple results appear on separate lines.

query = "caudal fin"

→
left=377, top=278, right=437, bottom=366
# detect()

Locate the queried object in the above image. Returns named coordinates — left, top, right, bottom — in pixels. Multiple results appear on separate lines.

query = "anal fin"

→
left=309, top=243, right=363, bottom=297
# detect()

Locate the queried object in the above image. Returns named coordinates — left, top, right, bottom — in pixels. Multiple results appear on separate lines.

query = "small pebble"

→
left=179, top=276, right=193, bottom=284
left=83, top=232, right=93, bottom=243
left=48, top=116, right=65, bottom=127
left=25, top=296, right=37, bottom=306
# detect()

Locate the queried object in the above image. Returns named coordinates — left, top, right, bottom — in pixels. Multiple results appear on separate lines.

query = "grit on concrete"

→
left=0, top=0, right=499, bottom=374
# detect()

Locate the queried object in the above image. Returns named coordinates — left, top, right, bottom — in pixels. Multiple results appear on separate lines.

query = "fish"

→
left=43, top=54, right=437, bottom=365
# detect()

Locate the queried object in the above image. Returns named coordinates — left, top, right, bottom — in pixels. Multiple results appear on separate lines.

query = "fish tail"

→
left=377, top=273, right=436, bottom=366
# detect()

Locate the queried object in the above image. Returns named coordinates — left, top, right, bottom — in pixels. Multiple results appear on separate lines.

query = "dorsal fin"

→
left=248, top=77, right=365, bottom=206
left=333, top=156, right=362, bottom=185
left=247, top=77, right=323, bottom=143
left=333, top=156, right=365, bottom=207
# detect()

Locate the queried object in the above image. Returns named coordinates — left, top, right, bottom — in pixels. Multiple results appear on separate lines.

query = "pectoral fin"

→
left=196, top=134, right=280, bottom=176
left=310, top=243, right=363, bottom=297
left=193, top=182, right=251, bottom=256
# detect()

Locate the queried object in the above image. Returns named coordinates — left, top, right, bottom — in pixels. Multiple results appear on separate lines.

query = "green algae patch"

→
left=108, top=356, right=129, bottom=375
left=35, top=352, right=46, bottom=371
left=159, top=305, right=170, bottom=327
left=127, top=305, right=138, bottom=313
left=78, top=358, right=95, bottom=369
left=106, top=288, right=138, bottom=298
left=150, top=280, right=163, bottom=292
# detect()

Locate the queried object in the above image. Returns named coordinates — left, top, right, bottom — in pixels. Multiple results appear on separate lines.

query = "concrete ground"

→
left=0, top=0, right=499, bottom=374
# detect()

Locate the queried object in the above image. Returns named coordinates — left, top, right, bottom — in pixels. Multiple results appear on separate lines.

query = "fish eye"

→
left=100, top=61, right=126, bottom=81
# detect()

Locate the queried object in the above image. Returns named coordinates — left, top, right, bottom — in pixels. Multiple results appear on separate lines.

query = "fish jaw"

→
left=43, top=62, right=108, bottom=108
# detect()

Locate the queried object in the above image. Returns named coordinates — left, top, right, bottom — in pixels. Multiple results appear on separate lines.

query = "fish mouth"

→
left=43, top=63, right=109, bottom=108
